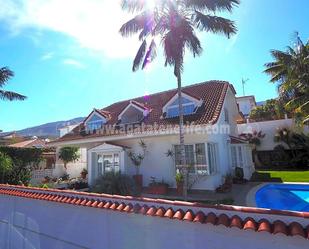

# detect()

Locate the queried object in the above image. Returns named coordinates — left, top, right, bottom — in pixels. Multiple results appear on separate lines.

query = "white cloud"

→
left=63, top=58, right=85, bottom=69
left=0, top=0, right=139, bottom=58
left=40, top=52, right=54, bottom=60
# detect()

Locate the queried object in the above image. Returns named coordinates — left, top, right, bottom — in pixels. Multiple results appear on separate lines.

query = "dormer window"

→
left=163, top=93, right=202, bottom=118
left=118, top=101, right=149, bottom=124
left=84, top=109, right=107, bottom=132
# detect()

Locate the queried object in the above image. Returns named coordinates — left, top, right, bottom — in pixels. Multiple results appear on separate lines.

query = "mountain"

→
left=16, top=117, right=85, bottom=138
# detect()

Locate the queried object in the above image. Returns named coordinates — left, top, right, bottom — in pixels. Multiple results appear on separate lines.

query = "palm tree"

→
left=264, top=34, right=309, bottom=123
left=120, top=0, right=238, bottom=199
left=0, top=67, right=26, bottom=101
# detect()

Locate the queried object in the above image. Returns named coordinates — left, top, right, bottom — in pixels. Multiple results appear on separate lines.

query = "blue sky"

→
left=0, top=0, right=308, bottom=132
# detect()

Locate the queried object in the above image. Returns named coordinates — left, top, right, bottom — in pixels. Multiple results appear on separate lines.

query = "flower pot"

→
left=133, top=174, right=143, bottom=189
left=176, top=181, right=184, bottom=195
left=80, top=172, right=87, bottom=179
left=148, top=184, right=168, bottom=195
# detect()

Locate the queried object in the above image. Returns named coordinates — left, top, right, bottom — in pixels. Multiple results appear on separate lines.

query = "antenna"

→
left=241, top=78, right=249, bottom=96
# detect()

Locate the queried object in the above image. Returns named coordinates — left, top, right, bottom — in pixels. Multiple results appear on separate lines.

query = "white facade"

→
left=50, top=87, right=254, bottom=191
left=237, top=118, right=309, bottom=151
left=236, top=96, right=257, bottom=117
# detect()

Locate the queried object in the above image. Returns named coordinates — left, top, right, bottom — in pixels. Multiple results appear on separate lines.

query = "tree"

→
left=0, top=152, right=13, bottom=183
left=249, top=99, right=289, bottom=121
left=120, top=0, right=238, bottom=199
left=264, top=34, right=309, bottom=123
left=0, top=67, right=27, bottom=101
left=58, top=147, right=80, bottom=169
left=0, top=147, right=43, bottom=184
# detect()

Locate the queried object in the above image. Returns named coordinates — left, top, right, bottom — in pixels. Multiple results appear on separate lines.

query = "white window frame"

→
left=163, top=92, right=203, bottom=117
left=224, top=108, right=230, bottom=123
left=97, top=152, right=120, bottom=176
left=84, top=110, right=107, bottom=132
left=166, top=102, right=197, bottom=118
left=173, top=142, right=218, bottom=176
left=230, top=145, right=244, bottom=168
left=118, top=101, right=146, bottom=123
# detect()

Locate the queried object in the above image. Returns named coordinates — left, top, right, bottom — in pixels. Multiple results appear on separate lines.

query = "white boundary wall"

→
left=238, top=119, right=309, bottom=151
left=0, top=194, right=307, bottom=249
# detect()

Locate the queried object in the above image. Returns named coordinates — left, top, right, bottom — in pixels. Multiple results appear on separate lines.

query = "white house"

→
left=236, top=95, right=257, bottom=118
left=49, top=81, right=254, bottom=191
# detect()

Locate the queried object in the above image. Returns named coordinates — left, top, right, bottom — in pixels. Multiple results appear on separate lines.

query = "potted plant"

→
left=233, top=167, right=247, bottom=184
left=175, top=171, right=184, bottom=195
left=42, top=176, right=51, bottom=184
left=216, top=174, right=233, bottom=193
left=148, top=177, right=169, bottom=195
left=80, top=168, right=88, bottom=179
left=127, top=140, right=147, bottom=190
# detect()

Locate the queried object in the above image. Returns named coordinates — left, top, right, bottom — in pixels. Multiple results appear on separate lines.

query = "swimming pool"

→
left=255, top=184, right=309, bottom=212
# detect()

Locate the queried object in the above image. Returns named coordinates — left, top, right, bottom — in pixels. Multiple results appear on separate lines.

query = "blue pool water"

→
left=255, top=184, right=309, bottom=212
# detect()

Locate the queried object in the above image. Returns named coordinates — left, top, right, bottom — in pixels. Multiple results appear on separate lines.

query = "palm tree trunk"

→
left=176, top=73, right=188, bottom=200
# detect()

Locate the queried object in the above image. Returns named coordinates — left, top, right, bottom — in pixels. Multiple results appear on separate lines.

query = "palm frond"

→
left=183, top=0, right=239, bottom=12
left=184, top=30, right=202, bottom=57
left=0, top=90, right=27, bottom=101
left=119, top=11, right=149, bottom=37
left=132, top=40, right=147, bottom=72
left=142, top=39, right=157, bottom=69
left=121, top=0, right=146, bottom=13
left=270, top=49, right=292, bottom=62
left=0, top=67, right=14, bottom=87
left=193, top=11, right=237, bottom=38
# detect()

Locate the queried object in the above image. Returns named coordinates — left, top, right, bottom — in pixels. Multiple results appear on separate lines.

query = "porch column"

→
left=88, top=151, right=97, bottom=186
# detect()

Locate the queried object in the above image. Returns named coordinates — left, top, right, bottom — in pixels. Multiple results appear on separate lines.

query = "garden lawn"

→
left=252, top=171, right=309, bottom=183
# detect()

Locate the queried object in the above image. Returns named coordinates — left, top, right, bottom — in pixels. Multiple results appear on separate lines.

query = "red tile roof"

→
left=9, top=138, right=47, bottom=148
left=0, top=184, right=308, bottom=239
left=54, top=81, right=232, bottom=143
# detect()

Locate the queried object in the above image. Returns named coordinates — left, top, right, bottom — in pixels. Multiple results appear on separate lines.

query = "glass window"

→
left=114, top=153, right=120, bottom=173
left=230, top=145, right=244, bottom=168
left=208, top=143, right=217, bottom=174
left=103, top=154, right=113, bottom=173
left=224, top=108, right=229, bottom=123
left=86, top=114, right=105, bottom=132
left=231, top=146, right=237, bottom=168
left=166, top=96, right=197, bottom=118
left=97, top=153, right=120, bottom=175
left=174, top=143, right=208, bottom=175
left=195, top=143, right=207, bottom=174
left=97, top=155, right=103, bottom=176
left=238, top=147, right=243, bottom=167
left=185, top=145, right=195, bottom=173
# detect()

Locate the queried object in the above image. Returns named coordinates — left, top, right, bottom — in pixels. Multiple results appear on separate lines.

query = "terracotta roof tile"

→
left=258, top=219, right=272, bottom=233
left=230, top=215, right=243, bottom=229
left=0, top=185, right=308, bottom=239
left=54, top=81, right=231, bottom=143
left=164, top=208, right=175, bottom=219
left=205, top=212, right=217, bottom=225
left=193, top=211, right=206, bottom=223
left=273, top=220, right=288, bottom=236
left=243, top=218, right=257, bottom=231
left=289, top=222, right=305, bottom=238
left=217, top=214, right=230, bottom=227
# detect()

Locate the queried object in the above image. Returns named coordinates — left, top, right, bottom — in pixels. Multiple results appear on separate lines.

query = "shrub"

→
left=0, top=152, right=13, bottom=183
left=68, top=179, right=88, bottom=190
left=0, top=147, right=44, bottom=184
left=235, top=167, right=244, bottom=180
left=92, top=172, right=136, bottom=195
left=59, top=173, right=70, bottom=181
